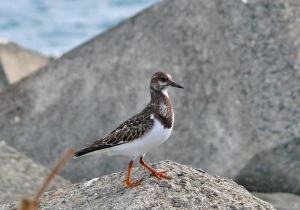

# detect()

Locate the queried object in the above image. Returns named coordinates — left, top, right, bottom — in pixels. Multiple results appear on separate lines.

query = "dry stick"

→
left=33, top=147, right=76, bottom=203
left=18, top=147, right=76, bottom=210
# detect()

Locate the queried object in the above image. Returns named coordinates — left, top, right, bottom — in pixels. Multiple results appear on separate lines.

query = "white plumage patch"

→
left=160, top=89, right=171, bottom=117
left=160, top=103, right=168, bottom=116
left=89, top=115, right=173, bottom=159
left=162, top=88, right=169, bottom=97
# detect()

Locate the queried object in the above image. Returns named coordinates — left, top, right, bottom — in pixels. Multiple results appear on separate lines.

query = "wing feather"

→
left=74, top=113, right=154, bottom=157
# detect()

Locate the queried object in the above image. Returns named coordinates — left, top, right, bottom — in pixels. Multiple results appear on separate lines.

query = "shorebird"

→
left=74, top=72, right=183, bottom=187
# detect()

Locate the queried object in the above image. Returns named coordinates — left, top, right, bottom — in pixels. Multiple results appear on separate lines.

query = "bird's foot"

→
left=150, top=170, right=171, bottom=180
left=139, top=157, right=171, bottom=180
left=123, top=178, right=143, bottom=187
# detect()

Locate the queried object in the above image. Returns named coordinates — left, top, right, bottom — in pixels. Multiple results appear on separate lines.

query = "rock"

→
left=0, top=38, right=49, bottom=89
left=0, top=161, right=275, bottom=210
left=236, top=138, right=300, bottom=194
left=0, top=140, right=70, bottom=204
left=252, top=192, right=300, bottom=210
left=0, top=0, right=299, bottom=197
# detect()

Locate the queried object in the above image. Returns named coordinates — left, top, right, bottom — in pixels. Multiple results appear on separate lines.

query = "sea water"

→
left=0, top=0, right=157, bottom=57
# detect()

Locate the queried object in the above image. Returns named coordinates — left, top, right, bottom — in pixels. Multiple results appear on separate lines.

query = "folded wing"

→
left=74, top=113, right=154, bottom=157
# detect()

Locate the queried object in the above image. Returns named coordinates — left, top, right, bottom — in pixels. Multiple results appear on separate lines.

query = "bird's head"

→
left=150, top=72, right=183, bottom=91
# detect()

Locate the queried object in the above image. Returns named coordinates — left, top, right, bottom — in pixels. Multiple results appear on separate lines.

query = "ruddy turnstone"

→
left=74, top=72, right=183, bottom=187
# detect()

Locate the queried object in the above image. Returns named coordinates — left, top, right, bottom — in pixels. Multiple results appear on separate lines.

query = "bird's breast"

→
left=141, top=114, right=173, bottom=146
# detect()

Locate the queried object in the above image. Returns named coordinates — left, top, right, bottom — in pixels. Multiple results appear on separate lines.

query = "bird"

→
left=74, top=72, right=183, bottom=187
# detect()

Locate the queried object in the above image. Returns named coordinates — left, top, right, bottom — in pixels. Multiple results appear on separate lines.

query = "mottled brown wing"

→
left=74, top=113, right=154, bottom=157
left=98, top=113, right=154, bottom=145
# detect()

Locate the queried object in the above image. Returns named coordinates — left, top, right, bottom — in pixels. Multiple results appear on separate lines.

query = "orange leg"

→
left=139, top=156, right=171, bottom=180
left=123, top=160, right=143, bottom=187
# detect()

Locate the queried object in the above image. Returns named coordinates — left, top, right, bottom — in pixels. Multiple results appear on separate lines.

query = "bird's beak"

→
left=170, top=81, right=184, bottom=89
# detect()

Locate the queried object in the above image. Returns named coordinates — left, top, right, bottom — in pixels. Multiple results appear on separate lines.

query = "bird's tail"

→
left=73, top=144, right=113, bottom=158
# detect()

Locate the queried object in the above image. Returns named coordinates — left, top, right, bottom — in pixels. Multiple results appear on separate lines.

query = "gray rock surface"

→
left=0, top=38, right=48, bottom=88
left=237, top=138, right=300, bottom=194
left=252, top=192, right=300, bottom=210
left=0, top=0, right=299, bottom=197
left=0, top=140, right=70, bottom=204
left=0, top=161, right=275, bottom=210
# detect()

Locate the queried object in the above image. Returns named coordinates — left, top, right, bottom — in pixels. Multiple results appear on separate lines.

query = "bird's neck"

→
left=150, top=87, right=169, bottom=105
left=150, top=87, right=173, bottom=120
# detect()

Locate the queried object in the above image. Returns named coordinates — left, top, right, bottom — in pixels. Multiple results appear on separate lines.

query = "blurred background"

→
left=0, top=0, right=157, bottom=57
left=0, top=0, right=299, bottom=209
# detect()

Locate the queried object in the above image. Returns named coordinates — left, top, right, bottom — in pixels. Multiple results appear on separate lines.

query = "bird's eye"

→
left=160, top=77, right=167, bottom=82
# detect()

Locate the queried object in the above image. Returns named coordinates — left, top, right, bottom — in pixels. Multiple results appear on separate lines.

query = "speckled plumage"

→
left=74, top=72, right=183, bottom=187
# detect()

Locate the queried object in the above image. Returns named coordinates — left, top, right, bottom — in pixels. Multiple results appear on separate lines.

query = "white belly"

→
left=104, top=117, right=173, bottom=159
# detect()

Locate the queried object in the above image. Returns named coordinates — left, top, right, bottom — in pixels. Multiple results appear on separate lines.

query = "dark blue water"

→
left=0, top=0, right=157, bottom=57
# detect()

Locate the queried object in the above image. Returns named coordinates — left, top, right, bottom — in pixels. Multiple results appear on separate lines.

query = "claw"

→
left=150, top=170, right=171, bottom=180
left=140, top=157, right=172, bottom=180
left=124, top=178, right=143, bottom=187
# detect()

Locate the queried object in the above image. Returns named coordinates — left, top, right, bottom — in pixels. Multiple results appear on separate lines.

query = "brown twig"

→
left=18, top=147, right=76, bottom=210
